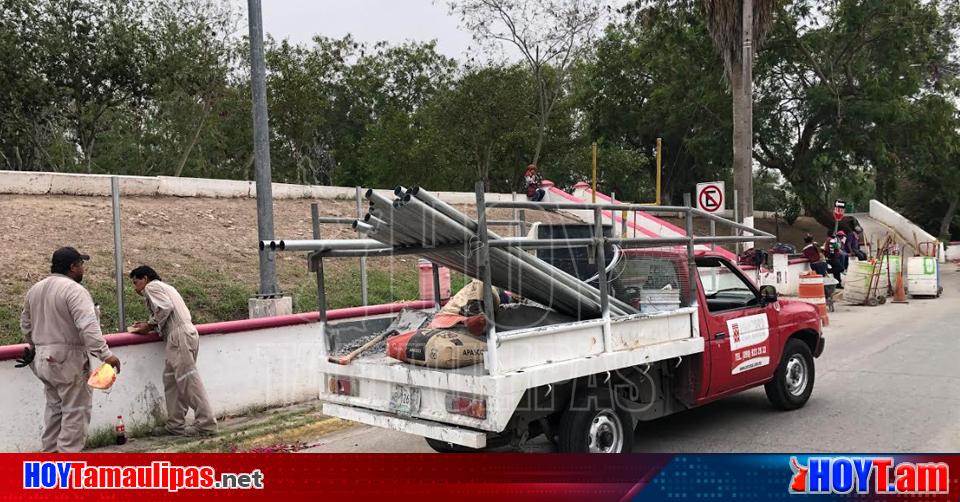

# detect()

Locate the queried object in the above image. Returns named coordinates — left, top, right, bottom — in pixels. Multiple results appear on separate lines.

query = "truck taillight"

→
left=327, top=375, right=358, bottom=396
left=445, top=393, right=486, bottom=419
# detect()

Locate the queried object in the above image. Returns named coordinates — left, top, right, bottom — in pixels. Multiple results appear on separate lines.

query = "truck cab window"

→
left=696, top=257, right=760, bottom=313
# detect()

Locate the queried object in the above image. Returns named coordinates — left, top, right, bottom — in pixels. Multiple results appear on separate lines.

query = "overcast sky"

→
left=232, top=0, right=479, bottom=59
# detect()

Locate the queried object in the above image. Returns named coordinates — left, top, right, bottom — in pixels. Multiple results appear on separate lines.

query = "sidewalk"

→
left=89, top=401, right=352, bottom=453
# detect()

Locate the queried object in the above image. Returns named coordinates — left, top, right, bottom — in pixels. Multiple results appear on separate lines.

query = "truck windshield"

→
left=696, top=257, right=760, bottom=312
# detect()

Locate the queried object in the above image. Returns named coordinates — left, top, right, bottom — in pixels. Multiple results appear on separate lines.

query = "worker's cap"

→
left=52, top=247, right=90, bottom=268
left=837, top=230, right=846, bottom=236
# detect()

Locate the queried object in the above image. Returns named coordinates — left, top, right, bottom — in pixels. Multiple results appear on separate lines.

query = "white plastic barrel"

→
left=843, top=261, right=875, bottom=304
left=907, top=256, right=940, bottom=297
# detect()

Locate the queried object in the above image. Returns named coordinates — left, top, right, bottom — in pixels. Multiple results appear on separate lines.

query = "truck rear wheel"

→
left=558, top=394, right=634, bottom=453
left=765, top=339, right=815, bottom=410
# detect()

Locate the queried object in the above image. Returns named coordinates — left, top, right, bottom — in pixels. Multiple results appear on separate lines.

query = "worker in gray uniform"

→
left=128, top=265, right=217, bottom=436
left=18, top=247, right=121, bottom=453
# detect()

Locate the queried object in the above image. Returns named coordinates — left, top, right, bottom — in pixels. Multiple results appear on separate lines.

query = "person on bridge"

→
left=19, top=247, right=121, bottom=452
left=524, top=164, right=545, bottom=202
left=128, top=265, right=217, bottom=437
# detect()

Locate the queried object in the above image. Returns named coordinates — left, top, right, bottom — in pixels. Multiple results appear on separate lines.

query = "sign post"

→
left=833, top=199, right=846, bottom=234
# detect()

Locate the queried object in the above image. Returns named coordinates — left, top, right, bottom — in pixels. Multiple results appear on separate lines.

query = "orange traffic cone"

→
left=892, top=269, right=909, bottom=303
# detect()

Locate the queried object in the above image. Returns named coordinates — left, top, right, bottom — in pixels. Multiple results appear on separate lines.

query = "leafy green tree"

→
left=578, top=2, right=731, bottom=203
left=702, top=0, right=778, bottom=224
left=754, top=0, right=958, bottom=227
left=416, top=65, right=536, bottom=190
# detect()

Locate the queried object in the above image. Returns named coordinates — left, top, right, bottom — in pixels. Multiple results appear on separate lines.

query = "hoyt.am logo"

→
left=789, top=457, right=949, bottom=495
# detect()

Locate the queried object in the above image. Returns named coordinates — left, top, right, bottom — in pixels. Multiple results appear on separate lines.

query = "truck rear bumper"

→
left=322, top=403, right=488, bottom=449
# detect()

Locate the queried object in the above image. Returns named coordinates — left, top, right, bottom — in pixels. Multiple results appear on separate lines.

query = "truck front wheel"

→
left=765, top=339, right=815, bottom=410
left=558, top=395, right=634, bottom=453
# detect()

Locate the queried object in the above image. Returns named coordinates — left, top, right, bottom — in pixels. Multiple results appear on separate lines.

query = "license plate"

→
left=389, top=385, right=421, bottom=416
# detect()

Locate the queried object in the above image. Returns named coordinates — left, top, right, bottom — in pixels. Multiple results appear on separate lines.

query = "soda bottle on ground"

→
left=115, top=416, right=126, bottom=445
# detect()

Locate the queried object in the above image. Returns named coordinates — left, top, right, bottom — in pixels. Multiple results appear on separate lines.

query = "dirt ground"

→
left=0, top=193, right=573, bottom=301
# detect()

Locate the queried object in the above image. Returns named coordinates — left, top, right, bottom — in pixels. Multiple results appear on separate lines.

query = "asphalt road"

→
left=305, top=266, right=960, bottom=453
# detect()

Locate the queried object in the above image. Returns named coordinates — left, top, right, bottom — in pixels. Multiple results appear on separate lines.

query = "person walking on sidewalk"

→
left=128, top=266, right=217, bottom=436
left=19, top=247, right=121, bottom=452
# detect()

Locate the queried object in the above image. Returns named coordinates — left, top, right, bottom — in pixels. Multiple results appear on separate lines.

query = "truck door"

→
left=696, top=256, right=781, bottom=397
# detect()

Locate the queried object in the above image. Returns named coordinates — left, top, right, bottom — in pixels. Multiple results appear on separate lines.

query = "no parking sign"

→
left=696, top=181, right=725, bottom=213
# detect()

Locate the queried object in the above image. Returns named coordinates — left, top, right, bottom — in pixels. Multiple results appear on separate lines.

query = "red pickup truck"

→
left=319, top=245, right=826, bottom=453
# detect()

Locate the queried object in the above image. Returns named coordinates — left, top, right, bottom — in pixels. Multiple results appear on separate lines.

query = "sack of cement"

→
left=387, top=327, right=486, bottom=369
left=439, top=280, right=500, bottom=316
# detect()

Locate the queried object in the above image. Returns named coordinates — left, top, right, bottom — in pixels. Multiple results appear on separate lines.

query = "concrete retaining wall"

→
left=0, top=323, right=325, bottom=452
left=947, top=242, right=960, bottom=262
left=0, top=170, right=520, bottom=203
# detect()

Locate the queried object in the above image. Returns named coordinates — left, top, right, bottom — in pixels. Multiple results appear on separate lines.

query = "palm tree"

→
left=702, top=0, right=777, bottom=232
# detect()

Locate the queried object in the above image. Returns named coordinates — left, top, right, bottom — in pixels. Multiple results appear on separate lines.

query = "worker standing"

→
left=19, top=247, right=121, bottom=453
left=128, top=266, right=217, bottom=436
left=823, top=231, right=844, bottom=288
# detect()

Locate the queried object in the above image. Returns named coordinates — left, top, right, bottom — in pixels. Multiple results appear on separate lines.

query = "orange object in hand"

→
left=88, top=362, right=117, bottom=390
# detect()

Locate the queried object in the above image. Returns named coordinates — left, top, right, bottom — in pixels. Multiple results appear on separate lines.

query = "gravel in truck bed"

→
left=333, top=309, right=432, bottom=357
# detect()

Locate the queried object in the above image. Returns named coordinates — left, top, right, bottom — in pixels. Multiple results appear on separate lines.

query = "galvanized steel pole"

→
left=110, top=177, right=125, bottom=332
left=684, top=194, right=697, bottom=309
left=311, top=204, right=327, bottom=323
left=248, top=0, right=278, bottom=296
left=356, top=186, right=368, bottom=305
left=475, top=182, right=499, bottom=374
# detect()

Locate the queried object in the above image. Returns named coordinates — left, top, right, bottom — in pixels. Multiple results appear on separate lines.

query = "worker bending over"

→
left=129, top=265, right=217, bottom=436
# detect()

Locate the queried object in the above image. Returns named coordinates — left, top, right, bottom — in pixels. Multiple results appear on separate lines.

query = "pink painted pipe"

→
left=0, top=300, right=436, bottom=362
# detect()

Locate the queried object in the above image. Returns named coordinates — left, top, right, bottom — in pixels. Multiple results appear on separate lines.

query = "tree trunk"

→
left=730, top=65, right=752, bottom=225
left=939, top=194, right=959, bottom=241
left=734, top=0, right=754, bottom=228
left=532, top=114, right=546, bottom=166
left=174, top=103, right=211, bottom=177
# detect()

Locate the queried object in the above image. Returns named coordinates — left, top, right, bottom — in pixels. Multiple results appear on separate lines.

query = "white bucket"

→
left=639, top=289, right=681, bottom=313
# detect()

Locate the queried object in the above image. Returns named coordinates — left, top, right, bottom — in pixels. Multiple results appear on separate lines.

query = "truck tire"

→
left=558, top=394, right=634, bottom=453
left=765, top=339, right=815, bottom=410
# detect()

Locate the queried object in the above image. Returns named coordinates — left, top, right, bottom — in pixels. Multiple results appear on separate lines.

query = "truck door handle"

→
left=714, top=332, right=726, bottom=339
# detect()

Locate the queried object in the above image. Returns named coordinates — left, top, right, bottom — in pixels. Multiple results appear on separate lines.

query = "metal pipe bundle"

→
left=357, top=186, right=638, bottom=319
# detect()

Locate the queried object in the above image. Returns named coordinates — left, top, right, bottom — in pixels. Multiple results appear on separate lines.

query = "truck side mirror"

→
left=759, top=285, right=778, bottom=304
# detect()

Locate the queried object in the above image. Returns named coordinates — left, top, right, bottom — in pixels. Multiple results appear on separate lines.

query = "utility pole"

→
left=740, top=0, right=755, bottom=249
left=246, top=0, right=291, bottom=318
left=248, top=0, right=277, bottom=298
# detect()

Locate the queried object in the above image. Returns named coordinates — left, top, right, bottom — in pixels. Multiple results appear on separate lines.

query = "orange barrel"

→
left=418, top=259, right=452, bottom=302
left=798, top=271, right=829, bottom=326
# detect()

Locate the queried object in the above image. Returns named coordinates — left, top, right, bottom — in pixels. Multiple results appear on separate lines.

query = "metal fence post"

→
left=684, top=194, right=697, bottom=308
left=310, top=204, right=327, bottom=324
left=475, top=182, right=498, bottom=375
left=355, top=186, right=368, bottom=306
left=733, top=189, right=740, bottom=256
left=710, top=220, right=717, bottom=251
left=110, top=177, right=125, bottom=332
left=594, top=207, right=612, bottom=352
left=518, top=209, right=527, bottom=237
left=431, top=263, right=442, bottom=311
